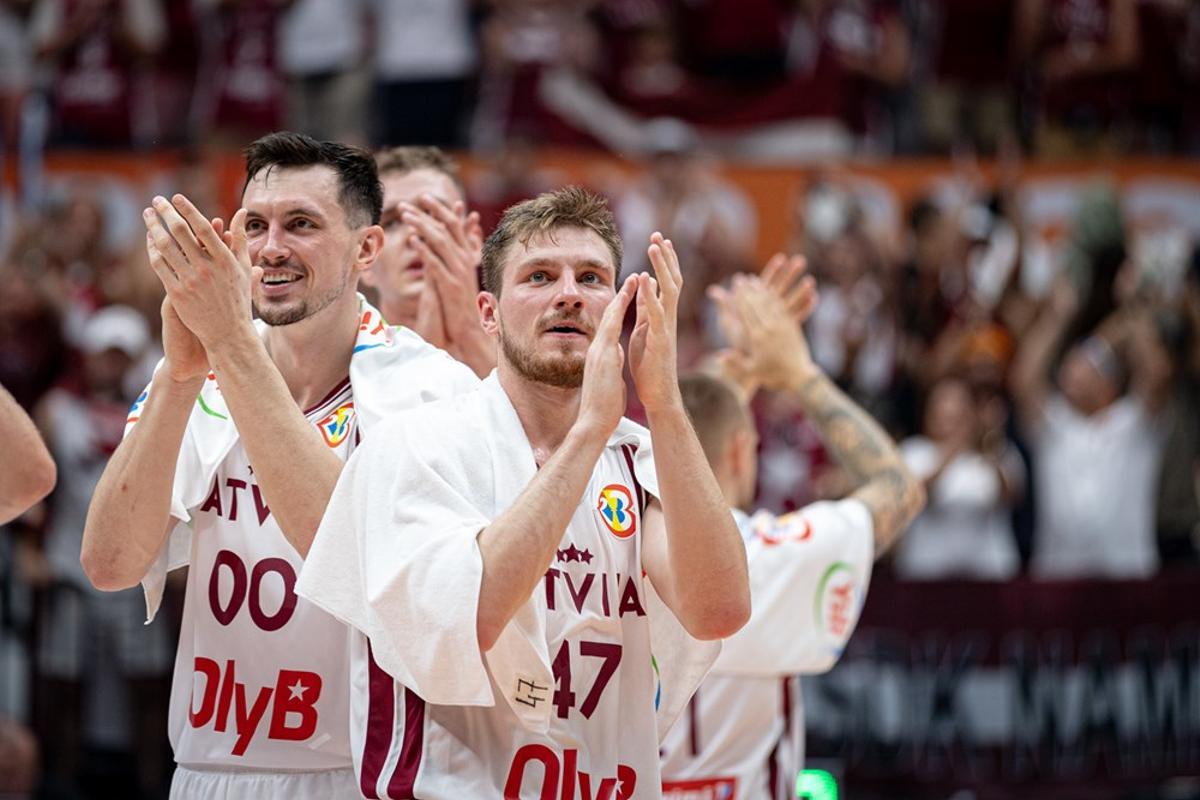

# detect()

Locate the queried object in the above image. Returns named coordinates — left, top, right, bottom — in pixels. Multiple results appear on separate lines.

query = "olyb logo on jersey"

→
left=597, top=484, right=637, bottom=539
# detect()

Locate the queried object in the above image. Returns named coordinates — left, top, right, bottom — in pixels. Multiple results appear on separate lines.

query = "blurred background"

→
left=0, top=0, right=1198, bottom=798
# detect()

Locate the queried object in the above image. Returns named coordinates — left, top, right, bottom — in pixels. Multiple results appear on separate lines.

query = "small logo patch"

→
left=317, top=402, right=355, bottom=447
left=597, top=484, right=637, bottom=539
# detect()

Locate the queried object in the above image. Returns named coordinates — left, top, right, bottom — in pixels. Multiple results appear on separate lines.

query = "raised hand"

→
left=629, top=232, right=683, bottom=415
left=401, top=197, right=483, bottom=337
left=709, top=254, right=820, bottom=394
left=578, top=275, right=638, bottom=437
left=142, top=194, right=258, bottom=350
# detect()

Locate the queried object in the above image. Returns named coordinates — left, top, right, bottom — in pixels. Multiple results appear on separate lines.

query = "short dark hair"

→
left=480, top=186, right=622, bottom=296
left=243, top=131, right=383, bottom=227
left=374, top=146, right=465, bottom=197
left=678, top=373, right=751, bottom=463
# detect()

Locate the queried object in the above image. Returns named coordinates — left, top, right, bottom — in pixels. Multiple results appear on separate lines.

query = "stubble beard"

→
left=499, top=327, right=586, bottom=388
left=255, top=272, right=351, bottom=327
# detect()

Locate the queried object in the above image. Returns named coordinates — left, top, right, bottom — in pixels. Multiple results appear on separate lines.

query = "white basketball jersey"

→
left=168, top=379, right=359, bottom=770
left=352, top=443, right=665, bottom=800
left=660, top=500, right=874, bottom=800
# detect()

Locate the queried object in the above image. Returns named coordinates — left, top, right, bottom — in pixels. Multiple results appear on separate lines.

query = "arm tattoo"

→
left=794, top=373, right=923, bottom=555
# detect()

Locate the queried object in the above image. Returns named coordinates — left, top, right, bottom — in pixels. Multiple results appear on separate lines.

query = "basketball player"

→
left=81, top=133, right=477, bottom=798
left=659, top=258, right=925, bottom=799
left=365, top=146, right=494, bottom=376
left=297, top=187, right=751, bottom=799
left=0, top=383, right=56, bottom=523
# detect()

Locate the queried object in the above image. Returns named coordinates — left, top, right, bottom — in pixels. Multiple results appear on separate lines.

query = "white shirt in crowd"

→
left=660, top=500, right=875, bottom=800
left=1031, top=395, right=1165, bottom=579
left=893, top=437, right=1021, bottom=580
left=372, top=0, right=476, bottom=81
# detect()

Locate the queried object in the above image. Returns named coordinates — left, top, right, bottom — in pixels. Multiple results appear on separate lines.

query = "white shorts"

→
left=170, top=765, right=359, bottom=799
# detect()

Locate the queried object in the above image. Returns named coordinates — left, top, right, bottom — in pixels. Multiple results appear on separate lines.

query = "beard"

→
left=499, top=327, right=586, bottom=388
left=254, top=273, right=350, bottom=327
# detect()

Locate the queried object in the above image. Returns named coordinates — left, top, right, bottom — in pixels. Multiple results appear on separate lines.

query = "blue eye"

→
left=581, top=273, right=600, bottom=284
left=530, top=271, right=547, bottom=282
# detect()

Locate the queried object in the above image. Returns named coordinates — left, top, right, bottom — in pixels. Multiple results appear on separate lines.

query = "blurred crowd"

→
left=0, top=0, right=1198, bottom=158
left=1, top=0, right=1199, bottom=798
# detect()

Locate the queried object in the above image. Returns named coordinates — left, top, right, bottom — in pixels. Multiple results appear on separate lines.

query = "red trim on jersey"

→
left=360, top=644, right=396, bottom=799
left=304, top=376, right=351, bottom=416
left=386, top=689, right=425, bottom=798
left=620, top=444, right=647, bottom=514
left=688, top=687, right=701, bottom=757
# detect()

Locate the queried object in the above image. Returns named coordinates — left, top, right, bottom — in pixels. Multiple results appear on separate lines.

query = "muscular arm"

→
left=0, top=385, right=56, bottom=525
left=476, top=423, right=608, bottom=652
left=641, top=404, right=751, bottom=640
left=787, top=370, right=924, bottom=556
left=81, top=371, right=197, bottom=590
left=205, top=329, right=345, bottom=558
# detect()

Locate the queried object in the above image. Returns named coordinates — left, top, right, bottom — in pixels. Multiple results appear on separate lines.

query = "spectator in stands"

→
left=616, top=117, right=756, bottom=363
left=893, top=375, right=1023, bottom=580
left=191, top=0, right=288, bottom=144
left=472, top=0, right=598, bottom=149
left=1152, top=246, right=1200, bottom=565
left=1011, top=276, right=1172, bottom=578
left=805, top=222, right=899, bottom=427
left=33, top=305, right=173, bottom=798
left=782, top=0, right=913, bottom=151
left=279, top=0, right=369, bottom=144
left=373, top=0, right=475, bottom=148
left=1014, top=0, right=1140, bottom=156
left=919, top=0, right=1016, bottom=155
left=30, top=0, right=165, bottom=147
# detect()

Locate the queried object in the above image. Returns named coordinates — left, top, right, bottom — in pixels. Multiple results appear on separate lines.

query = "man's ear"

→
left=479, top=291, right=500, bottom=336
left=354, top=225, right=385, bottom=273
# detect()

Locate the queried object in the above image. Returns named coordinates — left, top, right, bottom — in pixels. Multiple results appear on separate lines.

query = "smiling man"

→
left=297, top=187, right=751, bottom=799
left=81, top=132, right=477, bottom=798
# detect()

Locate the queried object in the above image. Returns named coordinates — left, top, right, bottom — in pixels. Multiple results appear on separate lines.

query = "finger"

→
left=778, top=255, right=807, bottom=299
left=151, top=196, right=206, bottom=266
left=414, top=196, right=468, bottom=246
left=794, top=276, right=819, bottom=321
left=143, top=207, right=192, bottom=276
left=229, top=208, right=251, bottom=272
left=146, top=234, right=181, bottom=289
left=708, top=283, right=748, bottom=351
left=170, top=194, right=225, bottom=260
left=646, top=234, right=681, bottom=302
left=595, top=275, right=637, bottom=345
left=409, top=235, right=454, bottom=291
left=211, top=217, right=225, bottom=241
left=402, top=208, right=461, bottom=267
left=638, top=273, right=665, bottom=328
left=760, top=253, right=787, bottom=287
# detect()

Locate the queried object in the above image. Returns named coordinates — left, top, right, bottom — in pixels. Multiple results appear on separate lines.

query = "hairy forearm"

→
left=0, top=386, right=55, bottom=524
left=207, top=332, right=344, bottom=558
left=788, top=369, right=923, bottom=554
left=82, top=372, right=198, bottom=590
left=646, top=404, right=750, bottom=639
left=476, top=424, right=607, bottom=651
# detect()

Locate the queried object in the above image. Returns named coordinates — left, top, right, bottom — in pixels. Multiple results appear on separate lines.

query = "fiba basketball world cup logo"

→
left=597, top=484, right=637, bottom=539
left=317, top=402, right=355, bottom=447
